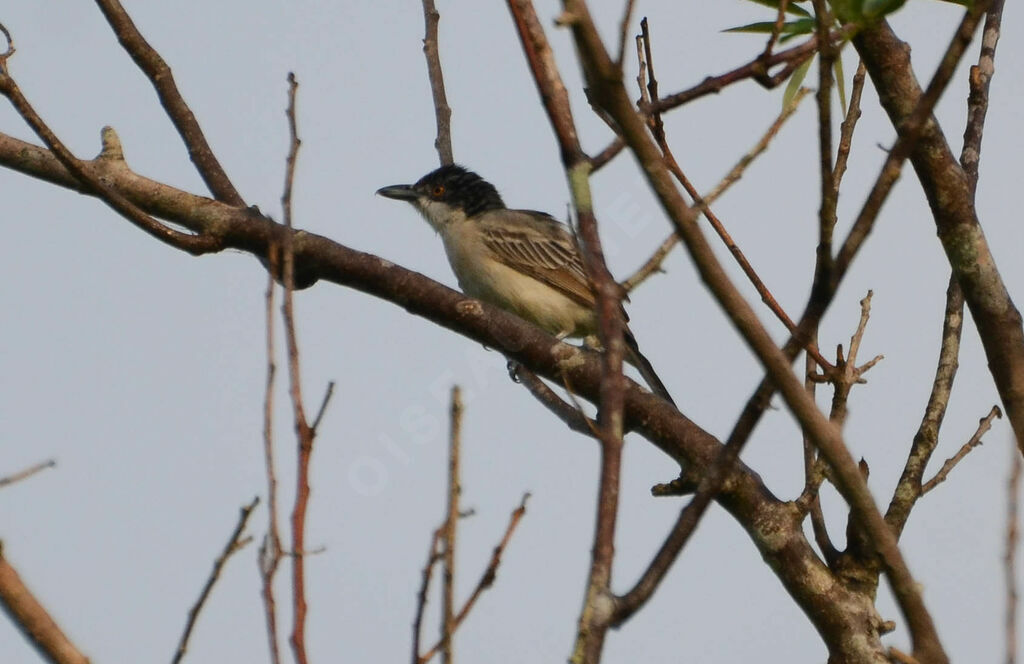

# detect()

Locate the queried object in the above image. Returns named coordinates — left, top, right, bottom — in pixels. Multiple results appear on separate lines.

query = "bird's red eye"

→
left=432, top=185, right=445, bottom=197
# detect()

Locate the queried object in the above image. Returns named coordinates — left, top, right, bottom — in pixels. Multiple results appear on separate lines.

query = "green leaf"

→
left=740, top=0, right=813, bottom=18
left=724, top=18, right=816, bottom=36
left=833, top=54, right=847, bottom=116
left=783, top=56, right=813, bottom=109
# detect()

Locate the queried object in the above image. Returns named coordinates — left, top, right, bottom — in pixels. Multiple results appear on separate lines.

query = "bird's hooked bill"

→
left=376, top=184, right=418, bottom=201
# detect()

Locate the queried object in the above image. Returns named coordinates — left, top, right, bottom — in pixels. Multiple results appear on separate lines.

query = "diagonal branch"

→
left=0, top=544, right=90, bottom=664
left=172, top=497, right=260, bottom=664
left=419, top=494, right=529, bottom=664
left=885, top=274, right=965, bottom=536
left=0, top=459, right=56, bottom=490
left=93, top=0, right=246, bottom=206
left=921, top=405, right=1002, bottom=494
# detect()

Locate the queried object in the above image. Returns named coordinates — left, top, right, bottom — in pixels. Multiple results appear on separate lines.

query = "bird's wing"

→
left=478, top=210, right=596, bottom=309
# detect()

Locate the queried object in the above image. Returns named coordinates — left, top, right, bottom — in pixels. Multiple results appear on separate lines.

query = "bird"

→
left=376, top=164, right=674, bottom=406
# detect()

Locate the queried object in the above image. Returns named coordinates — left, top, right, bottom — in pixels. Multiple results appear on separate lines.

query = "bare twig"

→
left=759, top=0, right=790, bottom=62
left=510, top=362, right=596, bottom=437
left=421, top=0, right=453, bottom=165
left=93, top=0, right=245, bottom=206
left=808, top=291, right=884, bottom=428
left=648, top=26, right=855, bottom=113
left=588, top=137, right=625, bottom=172
left=311, top=381, right=336, bottom=432
left=441, top=386, right=463, bottom=664
left=614, top=0, right=636, bottom=67
left=0, top=543, right=90, bottom=664
left=0, top=42, right=221, bottom=255
left=0, top=459, right=56, bottom=489
left=810, top=0, right=838, bottom=263
left=620, top=232, right=678, bottom=293
left=259, top=258, right=284, bottom=664
left=412, top=529, right=444, bottom=664
left=885, top=275, right=964, bottom=535
left=922, top=405, right=1002, bottom=494
left=961, top=0, right=1005, bottom=195
left=419, top=494, right=529, bottom=664
left=1007, top=440, right=1021, bottom=664
left=280, top=73, right=314, bottom=664
left=172, top=497, right=259, bottom=664
left=832, top=60, right=866, bottom=190
left=696, top=86, right=810, bottom=213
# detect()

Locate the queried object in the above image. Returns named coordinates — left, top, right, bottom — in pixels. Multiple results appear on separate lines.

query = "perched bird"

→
left=376, top=164, right=674, bottom=405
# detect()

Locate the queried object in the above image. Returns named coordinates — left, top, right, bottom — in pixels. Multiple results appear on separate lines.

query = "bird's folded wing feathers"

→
left=479, top=211, right=597, bottom=310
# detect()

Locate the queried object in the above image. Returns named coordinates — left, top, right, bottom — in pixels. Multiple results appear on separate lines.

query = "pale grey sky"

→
left=1, top=1, right=1021, bottom=662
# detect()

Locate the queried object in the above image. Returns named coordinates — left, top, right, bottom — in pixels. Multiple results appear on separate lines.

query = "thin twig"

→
left=648, top=25, right=855, bottom=113
left=810, top=0, right=838, bottom=265
left=695, top=86, right=810, bottom=213
left=311, top=381, right=336, bottom=432
left=922, top=405, right=1002, bottom=494
left=259, top=252, right=283, bottom=664
left=172, top=497, right=259, bottom=664
left=832, top=60, right=866, bottom=190
left=620, top=232, right=678, bottom=293
left=510, top=362, right=596, bottom=437
left=759, top=0, right=791, bottom=62
left=0, top=459, right=56, bottom=489
left=961, top=0, right=1005, bottom=196
left=419, top=494, right=529, bottom=664
left=588, top=137, right=625, bottom=171
left=0, top=543, right=90, bottom=664
left=441, top=386, right=463, bottom=664
left=421, top=0, right=453, bottom=165
left=808, top=291, right=884, bottom=428
left=412, top=529, right=444, bottom=664
left=1007, top=440, right=1020, bottom=664
left=614, top=0, right=636, bottom=67
left=93, top=0, right=245, bottom=206
left=885, top=275, right=964, bottom=535
left=280, top=73, right=314, bottom=664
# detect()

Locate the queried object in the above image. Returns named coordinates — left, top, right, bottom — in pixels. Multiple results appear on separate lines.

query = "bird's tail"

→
left=623, top=329, right=676, bottom=407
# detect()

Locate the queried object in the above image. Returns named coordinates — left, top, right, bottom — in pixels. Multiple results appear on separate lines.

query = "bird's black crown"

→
left=414, top=164, right=506, bottom=217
